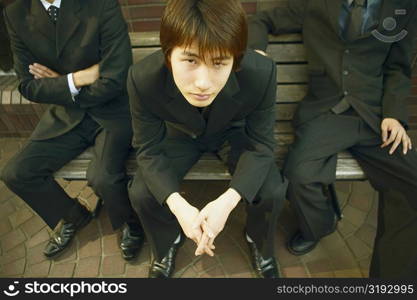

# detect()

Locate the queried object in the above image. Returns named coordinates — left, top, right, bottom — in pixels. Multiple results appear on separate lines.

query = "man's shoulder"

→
left=4, top=0, right=27, bottom=19
left=129, top=50, right=166, bottom=92
left=240, top=49, right=275, bottom=75
left=237, top=49, right=275, bottom=86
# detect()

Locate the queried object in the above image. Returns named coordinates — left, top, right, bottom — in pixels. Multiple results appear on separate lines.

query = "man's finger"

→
left=381, top=129, right=398, bottom=148
left=381, top=126, right=388, bottom=143
left=389, top=133, right=402, bottom=155
left=30, top=66, right=48, bottom=78
left=204, top=244, right=214, bottom=256
left=402, top=136, right=409, bottom=155
left=195, top=232, right=209, bottom=256
left=193, top=227, right=202, bottom=245
left=192, top=210, right=207, bottom=230
left=202, top=221, right=215, bottom=239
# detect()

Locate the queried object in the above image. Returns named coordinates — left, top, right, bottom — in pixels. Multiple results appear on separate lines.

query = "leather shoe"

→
left=120, top=224, right=145, bottom=261
left=288, top=215, right=338, bottom=256
left=43, top=206, right=92, bottom=258
left=287, top=231, right=318, bottom=256
left=245, top=234, right=281, bottom=278
left=149, top=235, right=183, bottom=278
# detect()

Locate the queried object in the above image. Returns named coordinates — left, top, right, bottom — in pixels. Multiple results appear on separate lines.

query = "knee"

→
left=127, top=177, right=153, bottom=213
left=88, top=170, right=124, bottom=195
left=1, top=159, right=25, bottom=187
left=284, top=162, right=314, bottom=185
left=257, top=172, right=288, bottom=209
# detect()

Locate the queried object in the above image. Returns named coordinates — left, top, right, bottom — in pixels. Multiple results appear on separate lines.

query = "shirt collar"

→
left=39, top=0, right=62, bottom=10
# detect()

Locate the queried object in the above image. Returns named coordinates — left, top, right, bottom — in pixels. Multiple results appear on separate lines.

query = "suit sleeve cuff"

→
left=67, top=73, right=80, bottom=101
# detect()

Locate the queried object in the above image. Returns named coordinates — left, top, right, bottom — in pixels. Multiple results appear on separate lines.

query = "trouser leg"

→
left=217, top=139, right=288, bottom=258
left=283, top=113, right=360, bottom=240
left=0, top=116, right=99, bottom=228
left=128, top=138, right=201, bottom=260
left=351, top=127, right=417, bottom=278
left=86, top=120, right=135, bottom=230
left=245, top=164, right=288, bottom=258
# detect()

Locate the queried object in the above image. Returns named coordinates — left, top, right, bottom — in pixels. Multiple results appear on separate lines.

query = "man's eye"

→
left=186, top=59, right=196, bottom=64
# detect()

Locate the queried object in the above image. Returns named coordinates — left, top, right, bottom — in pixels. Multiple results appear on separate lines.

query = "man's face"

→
left=170, top=43, right=234, bottom=107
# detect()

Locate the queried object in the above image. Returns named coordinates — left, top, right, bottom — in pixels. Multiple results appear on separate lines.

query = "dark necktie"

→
left=345, top=0, right=366, bottom=40
left=47, top=5, right=59, bottom=24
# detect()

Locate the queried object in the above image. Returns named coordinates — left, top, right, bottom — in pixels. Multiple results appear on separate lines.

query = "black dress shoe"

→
left=43, top=205, right=92, bottom=258
left=120, top=224, right=145, bottom=261
left=287, top=231, right=318, bottom=256
left=149, top=235, right=183, bottom=278
left=245, top=235, right=280, bottom=278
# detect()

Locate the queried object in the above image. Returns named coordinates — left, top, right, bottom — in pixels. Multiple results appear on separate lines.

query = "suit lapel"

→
left=326, top=0, right=344, bottom=38
left=28, top=0, right=56, bottom=43
left=56, top=0, right=81, bottom=57
left=205, top=72, right=241, bottom=137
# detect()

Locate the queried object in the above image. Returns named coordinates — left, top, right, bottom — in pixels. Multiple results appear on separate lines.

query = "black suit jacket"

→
left=4, top=0, right=132, bottom=140
left=127, top=50, right=277, bottom=205
left=0, top=2, right=12, bottom=71
left=249, top=0, right=417, bottom=133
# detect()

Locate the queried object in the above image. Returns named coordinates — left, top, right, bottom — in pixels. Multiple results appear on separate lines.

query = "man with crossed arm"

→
left=1, top=0, right=144, bottom=261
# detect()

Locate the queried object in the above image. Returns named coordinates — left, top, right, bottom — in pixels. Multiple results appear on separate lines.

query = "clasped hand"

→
left=167, top=189, right=241, bottom=257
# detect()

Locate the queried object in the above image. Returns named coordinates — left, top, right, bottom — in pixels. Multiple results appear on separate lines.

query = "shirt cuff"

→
left=67, top=73, right=80, bottom=101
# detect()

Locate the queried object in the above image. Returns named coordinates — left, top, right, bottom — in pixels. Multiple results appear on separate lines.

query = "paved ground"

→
left=0, top=137, right=377, bottom=278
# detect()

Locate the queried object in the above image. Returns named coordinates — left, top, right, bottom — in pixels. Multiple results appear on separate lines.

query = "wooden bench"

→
left=5, top=31, right=415, bottom=181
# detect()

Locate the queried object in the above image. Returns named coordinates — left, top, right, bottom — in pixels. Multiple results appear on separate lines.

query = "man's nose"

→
left=194, top=66, right=211, bottom=91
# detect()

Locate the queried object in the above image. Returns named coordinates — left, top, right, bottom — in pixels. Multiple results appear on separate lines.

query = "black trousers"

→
left=128, top=136, right=288, bottom=261
left=283, top=112, right=417, bottom=278
left=0, top=114, right=137, bottom=230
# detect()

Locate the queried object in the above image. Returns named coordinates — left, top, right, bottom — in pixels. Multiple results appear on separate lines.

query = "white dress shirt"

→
left=39, top=0, right=80, bottom=99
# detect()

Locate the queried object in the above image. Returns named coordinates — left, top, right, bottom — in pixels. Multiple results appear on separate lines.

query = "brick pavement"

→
left=0, top=137, right=377, bottom=278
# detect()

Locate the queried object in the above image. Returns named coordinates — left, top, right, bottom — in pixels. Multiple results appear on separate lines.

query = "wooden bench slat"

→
left=276, top=85, right=307, bottom=103
left=54, top=151, right=364, bottom=181
left=277, top=65, right=307, bottom=83
left=267, top=44, right=307, bottom=63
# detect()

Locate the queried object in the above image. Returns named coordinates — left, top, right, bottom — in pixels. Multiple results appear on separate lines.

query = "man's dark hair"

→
left=160, top=0, right=248, bottom=70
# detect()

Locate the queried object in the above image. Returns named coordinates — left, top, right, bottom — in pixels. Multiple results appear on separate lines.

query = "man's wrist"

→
left=72, top=70, right=83, bottom=88
left=220, top=188, right=241, bottom=210
left=166, top=192, right=187, bottom=214
left=67, top=73, right=81, bottom=98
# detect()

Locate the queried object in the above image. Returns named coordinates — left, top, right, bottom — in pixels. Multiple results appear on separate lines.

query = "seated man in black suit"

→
left=1, top=0, right=144, bottom=261
left=248, top=0, right=417, bottom=278
left=127, top=0, right=288, bottom=278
